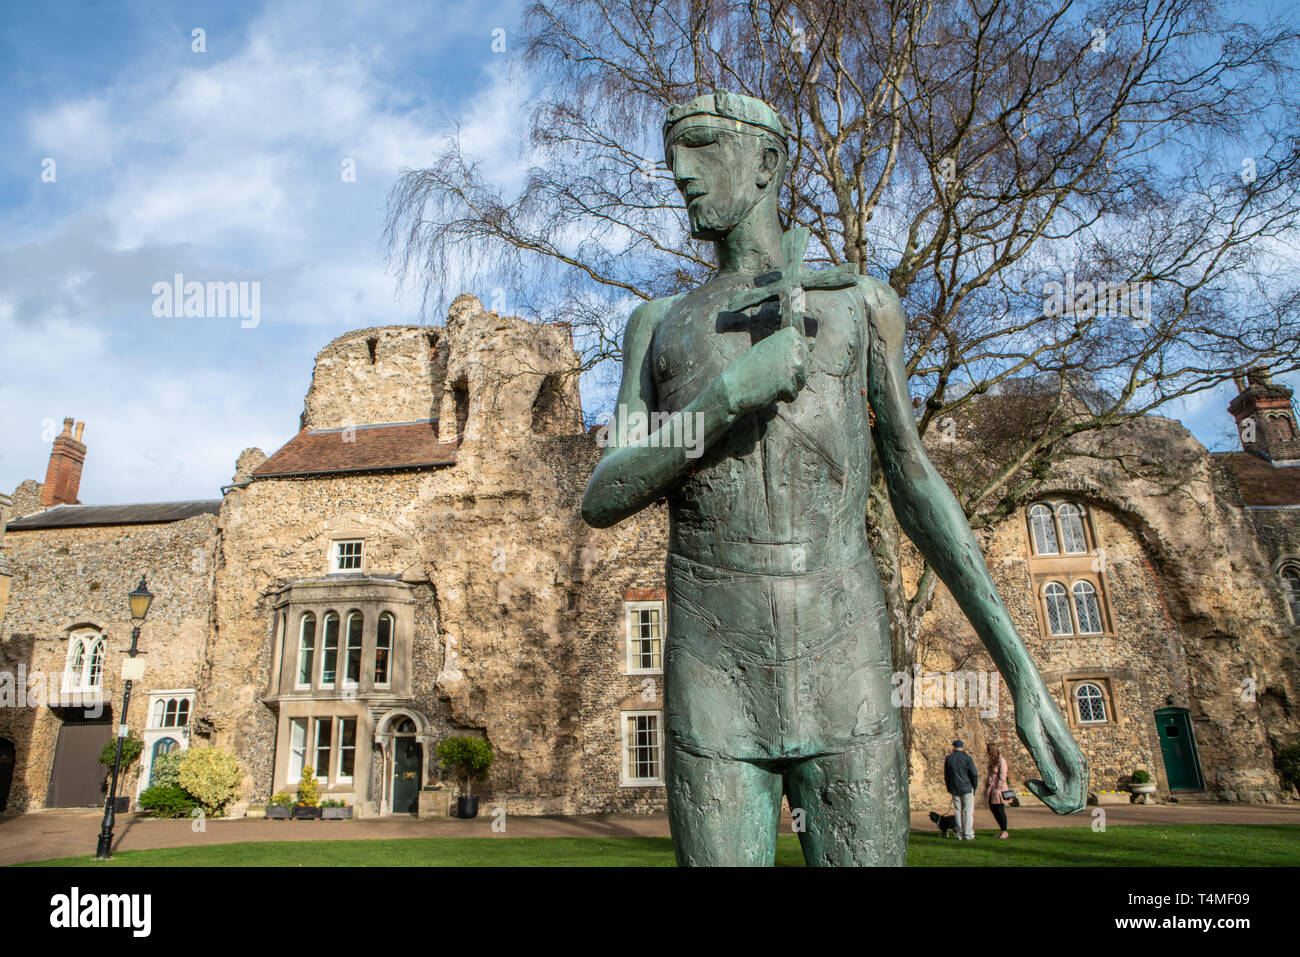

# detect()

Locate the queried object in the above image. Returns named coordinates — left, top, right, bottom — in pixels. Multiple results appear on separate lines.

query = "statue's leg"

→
left=666, top=744, right=783, bottom=866
left=784, top=731, right=909, bottom=867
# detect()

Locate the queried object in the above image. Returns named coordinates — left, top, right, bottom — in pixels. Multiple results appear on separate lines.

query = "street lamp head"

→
left=129, top=575, right=154, bottom=623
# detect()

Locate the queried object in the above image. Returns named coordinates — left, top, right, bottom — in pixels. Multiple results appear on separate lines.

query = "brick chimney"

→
left=40, top=417, right=87, bottom=507
left=1229, top=368, right=1300, bottom=465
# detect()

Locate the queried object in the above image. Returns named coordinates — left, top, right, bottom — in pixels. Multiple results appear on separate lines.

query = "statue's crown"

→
left=663, top=90, right=791, bottom=146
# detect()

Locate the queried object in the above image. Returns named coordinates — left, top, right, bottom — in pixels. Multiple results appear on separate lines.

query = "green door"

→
left=392, top=737, right=421, bottom=814
left=1154, top=708, right=1204, bottom=791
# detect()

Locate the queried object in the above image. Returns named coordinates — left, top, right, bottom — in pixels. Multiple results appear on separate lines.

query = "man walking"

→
left=944, top=740, right=979, bottom=840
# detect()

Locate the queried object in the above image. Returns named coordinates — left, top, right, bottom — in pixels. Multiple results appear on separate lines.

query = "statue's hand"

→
left=721, top=326, right=809, bottom=415
left=1013, top=681, right=1090, bottom=814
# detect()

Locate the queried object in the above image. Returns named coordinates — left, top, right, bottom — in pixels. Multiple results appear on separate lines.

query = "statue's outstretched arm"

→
left=862, top=277, right=1089, bottom=814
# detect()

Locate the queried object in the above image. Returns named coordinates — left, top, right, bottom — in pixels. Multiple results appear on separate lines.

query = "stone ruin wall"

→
left=202, top=296, right=594, bottom=813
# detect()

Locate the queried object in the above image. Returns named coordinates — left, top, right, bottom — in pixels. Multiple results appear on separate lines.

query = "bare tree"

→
left=385, top=0, right=1300, bottom=751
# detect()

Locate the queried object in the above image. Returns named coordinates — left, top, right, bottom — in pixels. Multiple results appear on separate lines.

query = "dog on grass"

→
left=928, top=810, right=959, bottom=837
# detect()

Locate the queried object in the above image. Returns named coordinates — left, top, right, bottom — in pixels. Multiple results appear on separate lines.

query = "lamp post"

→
left=95, top=575, right=153, bottom=861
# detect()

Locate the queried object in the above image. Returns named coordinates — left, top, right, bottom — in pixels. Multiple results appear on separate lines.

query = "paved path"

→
left=1, top=803, right=1296, bottom=866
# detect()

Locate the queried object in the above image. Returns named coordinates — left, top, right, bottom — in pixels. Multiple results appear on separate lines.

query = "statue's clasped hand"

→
left=722, top=326, right=810, bottom=416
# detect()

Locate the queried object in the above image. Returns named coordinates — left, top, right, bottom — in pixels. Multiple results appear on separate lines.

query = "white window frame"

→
left=374, top=612, right=394, bottom=688
left=620, top=710, right=664, bottom=787
left=337, top=717, right=357, bottom=784
left=624, top=601, right=665, bottom=675
left=343, top=610, right=364, bottom=687
left=288, top=718, right=308, bottom=784
left=148, top=694, right=192, bottom=730
left=313, top=717, right=333, bottom=784
left=331, top=539, right=364, bottom=574
left=319, top=611, right=340, bottom=689
left=1073, top=682, right=1109, bottom=724
left=1057, top=502, right=1089, bottom=554
left=295, top=613, right=316, bottom=691
left=63, top=632, right=105, bottom=693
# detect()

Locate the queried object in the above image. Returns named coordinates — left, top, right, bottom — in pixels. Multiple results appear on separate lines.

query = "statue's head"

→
left=663, top=91, right=790, bottom=240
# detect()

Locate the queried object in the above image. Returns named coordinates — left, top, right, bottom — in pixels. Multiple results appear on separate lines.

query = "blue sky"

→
left=0, top=0, right=1293, bottom=505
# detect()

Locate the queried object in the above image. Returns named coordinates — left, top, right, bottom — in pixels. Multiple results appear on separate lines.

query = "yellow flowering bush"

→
left=176, top=747, right=242, bottom=814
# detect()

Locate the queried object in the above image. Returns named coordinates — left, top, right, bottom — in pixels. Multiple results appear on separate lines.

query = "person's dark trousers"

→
left=991, top=803, right=1008, bottom=832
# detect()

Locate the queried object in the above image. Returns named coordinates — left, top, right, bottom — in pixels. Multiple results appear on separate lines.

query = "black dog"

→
left=928, top=810, right=958, bottom=837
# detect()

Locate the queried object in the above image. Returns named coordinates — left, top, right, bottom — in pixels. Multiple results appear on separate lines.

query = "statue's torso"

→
left=651, top=274, right=874, bottom=576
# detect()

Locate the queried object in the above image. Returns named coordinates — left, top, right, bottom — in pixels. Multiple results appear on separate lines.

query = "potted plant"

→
left=294, top=767, right=322, bottom=819
left=1128, top=769, right=1157, bottom=796
left=436, top=736, right=494, bottom=818
left=267, top=792, right=294, bottom=820
left=320, top=798, right=353, bottom=820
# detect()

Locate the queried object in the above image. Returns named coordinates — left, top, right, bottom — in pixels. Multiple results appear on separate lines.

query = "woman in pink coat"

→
left=986, top=742, right=1010, bottom=839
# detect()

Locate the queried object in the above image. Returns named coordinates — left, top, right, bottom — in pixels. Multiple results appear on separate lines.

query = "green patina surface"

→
left=581, top=92, right=1088, bottom=866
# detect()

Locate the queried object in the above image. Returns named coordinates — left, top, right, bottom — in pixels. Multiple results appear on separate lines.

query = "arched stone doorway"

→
left=375, top=710, right=430, bottom=815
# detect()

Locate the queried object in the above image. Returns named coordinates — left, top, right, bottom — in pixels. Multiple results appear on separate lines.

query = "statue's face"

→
left=666, top=124, right=770, bottom=240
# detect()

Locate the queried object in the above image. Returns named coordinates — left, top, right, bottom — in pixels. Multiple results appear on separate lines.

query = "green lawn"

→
left=18, top=824, right=1300, bottom=866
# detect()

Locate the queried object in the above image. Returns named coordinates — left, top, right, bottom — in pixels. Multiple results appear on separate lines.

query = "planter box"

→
left=320, top=806, right=353, bottom=820
left=266, top=806, right=293, bottom=820
left=293, top=806, right=321, bottom=820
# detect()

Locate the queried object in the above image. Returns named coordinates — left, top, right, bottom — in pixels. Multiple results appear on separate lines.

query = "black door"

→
left=392, top=737, right=421, bottom=814
left=47, top=719, right=112, bottom=807
left=0, top=737, right=14, bottom=811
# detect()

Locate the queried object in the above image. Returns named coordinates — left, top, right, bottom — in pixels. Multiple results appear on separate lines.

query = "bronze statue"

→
left=582, top=91, right=1088, bottom=865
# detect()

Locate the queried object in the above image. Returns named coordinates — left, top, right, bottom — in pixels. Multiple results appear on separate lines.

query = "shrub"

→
left=176, top=748, right=242, bottom=814
left=269, top=792, right=295, bottom=807
left=1131, top=769, right=1152, bottom=784
left=436, top=736, right=494, bottom=797
left=296, top=767, right=320, bottom=807
left=320, top=798, right=349, bottom=808
left=99, top=730, right=143, bottom=771
left=139, top=785, right=197, bottom=818
left=148, top=750, right=183, bottom=789
left=1277, top=744, right=1300, bottom=791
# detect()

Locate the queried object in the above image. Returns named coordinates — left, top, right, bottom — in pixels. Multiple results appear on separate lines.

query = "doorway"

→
left=47, top=717, right=112, bottom=807
left=1154, top=707, right=1205, bottom=791
left=391, top=719, right=422, bottom=815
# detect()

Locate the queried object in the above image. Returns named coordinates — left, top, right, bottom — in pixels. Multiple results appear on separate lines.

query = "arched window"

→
left=65, top=640, right=85, bottom=688
left=64, top=633, right=105, bottom=691
left=296, top=613, right=316, bottom=689
left=344, top=611, right=364, bottom=685
left=152, top=699, right=165, bottom=727
left=1057, top=502, right=1089, bottom=554
left=1281, top=565, right=1300, bottom=623
left=1029, top=504, right=1059, bottom=555
left=321, top=612, right=340, bottom=687
left=375, top=613, right=394, bottom=686
left=149, top=737, right=179, bottom=785
left=1044, top=583, right=1073, bottom=635
left=1074, top=683, right=1108, bottom=723
left=85, top=638, right=104, bottom=688
left=1072, top=581, right=1104, bottom=634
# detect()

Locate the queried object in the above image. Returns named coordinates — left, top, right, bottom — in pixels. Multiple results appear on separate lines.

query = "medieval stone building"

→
left=1, top=296, right=1296, bottom=817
